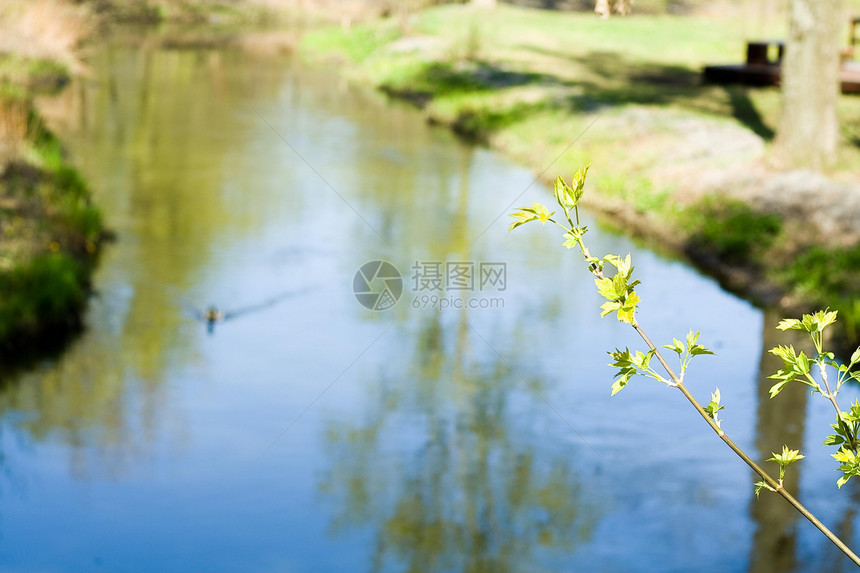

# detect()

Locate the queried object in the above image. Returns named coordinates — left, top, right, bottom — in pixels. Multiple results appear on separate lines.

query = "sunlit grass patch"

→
left=774, top=245, right=860, bottom=342
left=301, top=21, right=403, bottom=63
left=682, top=196, right=783, bottom=263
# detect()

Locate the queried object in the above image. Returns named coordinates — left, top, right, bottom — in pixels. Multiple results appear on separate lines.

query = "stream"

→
left=1, top=30, right=859, bottom=572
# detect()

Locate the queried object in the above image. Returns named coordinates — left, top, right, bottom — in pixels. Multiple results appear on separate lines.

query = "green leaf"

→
left=851, top=347, right=860, bottom=365
left=777, top=310, right=838, bottom=334
left=508, top=207, right=538, bottom=231
left=824, top=434, right=845, bottom=446
left=630, top=349, right=656, bottom=370
left=753, top=480, right=773, bottom=498
left=608, top=348, right=638, bottom=395
left=848, top=400, right=860, bottom=421
left=595, top=277, right=619, bottom=301
left=768, top=379, right=791, bottom=399
left=769, top=344, right=798, bottom=363
left=685, top=330, right=700, bottom=348
left=796, top=351, right=810, bottom=375
left=570, top=164, right=590, bottom=203
left=610, top=379, right=626, bottom=396
left=553, top=175, right=575, bottom=211
left=616, top=292, right=639, bottom=325
left=687, top=331, right=715, bottom=357
left=690, top=345, right=715, bottom=357
left=776, top=318, right=803, bottom=331
left=562, top=226, right=588, bottom=249
left=768, top=345, right=811, bottom=382
left=612, top=271, right=628, bottom=297
left=831, top=447, right=860, bottom=488
left=663, top=338, right=684, bottom=357
left=768, top=445, right=804, bottom=467
left=532, top=202, right=554, bottom=224
left=562, top=232, right=577, bottom=249
left=600, top=300, right=622, bottom=318
left=792, top=309, right=838, bottom=334
left=602, top=254, right=622, bottom=268
left=817, top=309, right=839, bottom=331
left=704, top=387, right=725, bottom=427
left=616, top=253, right=634, bottom=277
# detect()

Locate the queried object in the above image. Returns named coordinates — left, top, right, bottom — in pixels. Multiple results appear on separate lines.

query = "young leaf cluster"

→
left=704, top=387, right=725, bottom=428
left=509, top=165, right=642, bottom=326
left=509, top=166, right=860, bottom=565
left=608, top=348, right=667, bottom=396
left=833, top=447, right=860, bottom=488
left=606, top=328, right=716, bottom=401
left=663, top=330, right=714, bottom=383
left=508, top=201, right=554, bottom=231
left=594, top=255, right=640, bottom=325
left=827, top=400, right=860, bottom=488
left=769, top=309, right=860, bottom=488
left=754, top=446, right=805, bottom=497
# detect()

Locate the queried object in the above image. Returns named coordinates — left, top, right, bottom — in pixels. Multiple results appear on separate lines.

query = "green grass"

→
left=681, top=196, right=783, bottom=264
left=0, top=253, right=86, bottom=339
left=598, top=175, right=671, bottom=213
left=0, top=64, right=105, bottom=355
left=303, top=4, right=860, bottom=158
left=776, top=245, right=860, bottom=342
left=302, top=20, right=403, bottom=63
left=0, top=54, right=71, bottom=96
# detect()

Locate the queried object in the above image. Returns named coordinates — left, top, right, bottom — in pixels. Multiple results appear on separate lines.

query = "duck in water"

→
left=203, top=306, right=226, bottom=333
left=186, top=286, right=313, bottom=335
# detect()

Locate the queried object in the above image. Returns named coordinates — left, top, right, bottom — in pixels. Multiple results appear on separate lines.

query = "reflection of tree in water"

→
left=0, top=323, right=176, bottom=479
left=749, top=309, right=809, bottom=573
left=824, top=483, right=860, bottom=573
left=748, top=309, right=860, bottom=572
left=0, top=42, right=303, bottom=477
left=314, top=111, right=597, bottom=569
left=320, top=310, right=598, bottom=572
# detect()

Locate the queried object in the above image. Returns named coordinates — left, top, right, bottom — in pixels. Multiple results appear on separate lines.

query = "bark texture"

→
left=774, top=0, right=844, bottom=171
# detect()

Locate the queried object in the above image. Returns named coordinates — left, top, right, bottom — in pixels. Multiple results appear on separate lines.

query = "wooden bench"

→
left=745, top=40, right=784, bottom=66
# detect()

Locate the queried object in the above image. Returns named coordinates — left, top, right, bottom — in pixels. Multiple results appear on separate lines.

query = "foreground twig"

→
left=510, top=165, right=860, bottom=567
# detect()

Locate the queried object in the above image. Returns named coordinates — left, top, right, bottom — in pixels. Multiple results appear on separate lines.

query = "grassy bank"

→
left=0, top=2, right=107, bottom=361
left=82, top=0, right=437, bottom=25
left=299, top=3, right=860, bottom=346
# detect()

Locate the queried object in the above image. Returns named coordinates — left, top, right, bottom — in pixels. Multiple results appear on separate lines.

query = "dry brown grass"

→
left=0, top=0, right=93, bottom=165
left=0, top=0, right=93, bottom=73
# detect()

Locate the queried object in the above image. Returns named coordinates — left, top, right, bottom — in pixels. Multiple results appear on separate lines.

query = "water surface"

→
left=2, top=33, right=859, bottom=572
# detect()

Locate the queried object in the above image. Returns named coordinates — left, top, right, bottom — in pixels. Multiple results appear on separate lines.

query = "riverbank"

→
left=298, top=3, right=860, bottom=347
left=0, top=5, right=107, bottom=362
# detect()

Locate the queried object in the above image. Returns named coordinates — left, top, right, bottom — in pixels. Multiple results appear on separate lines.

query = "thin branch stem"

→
left=632, top=323, right=860, bottom=567
left=818, top=363, right=859, bottom=454
left=539, top=197, right=860, bottom=566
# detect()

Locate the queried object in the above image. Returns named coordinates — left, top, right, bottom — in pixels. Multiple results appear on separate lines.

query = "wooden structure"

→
left=703, top=23, right=860, bottom=94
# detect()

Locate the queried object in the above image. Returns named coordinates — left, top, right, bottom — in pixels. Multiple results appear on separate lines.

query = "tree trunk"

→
left=595, top=0, right=632, bottom=18
left=774, top=0, right=844, bottom=171
left=613, top=0, right=632, bottom=15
